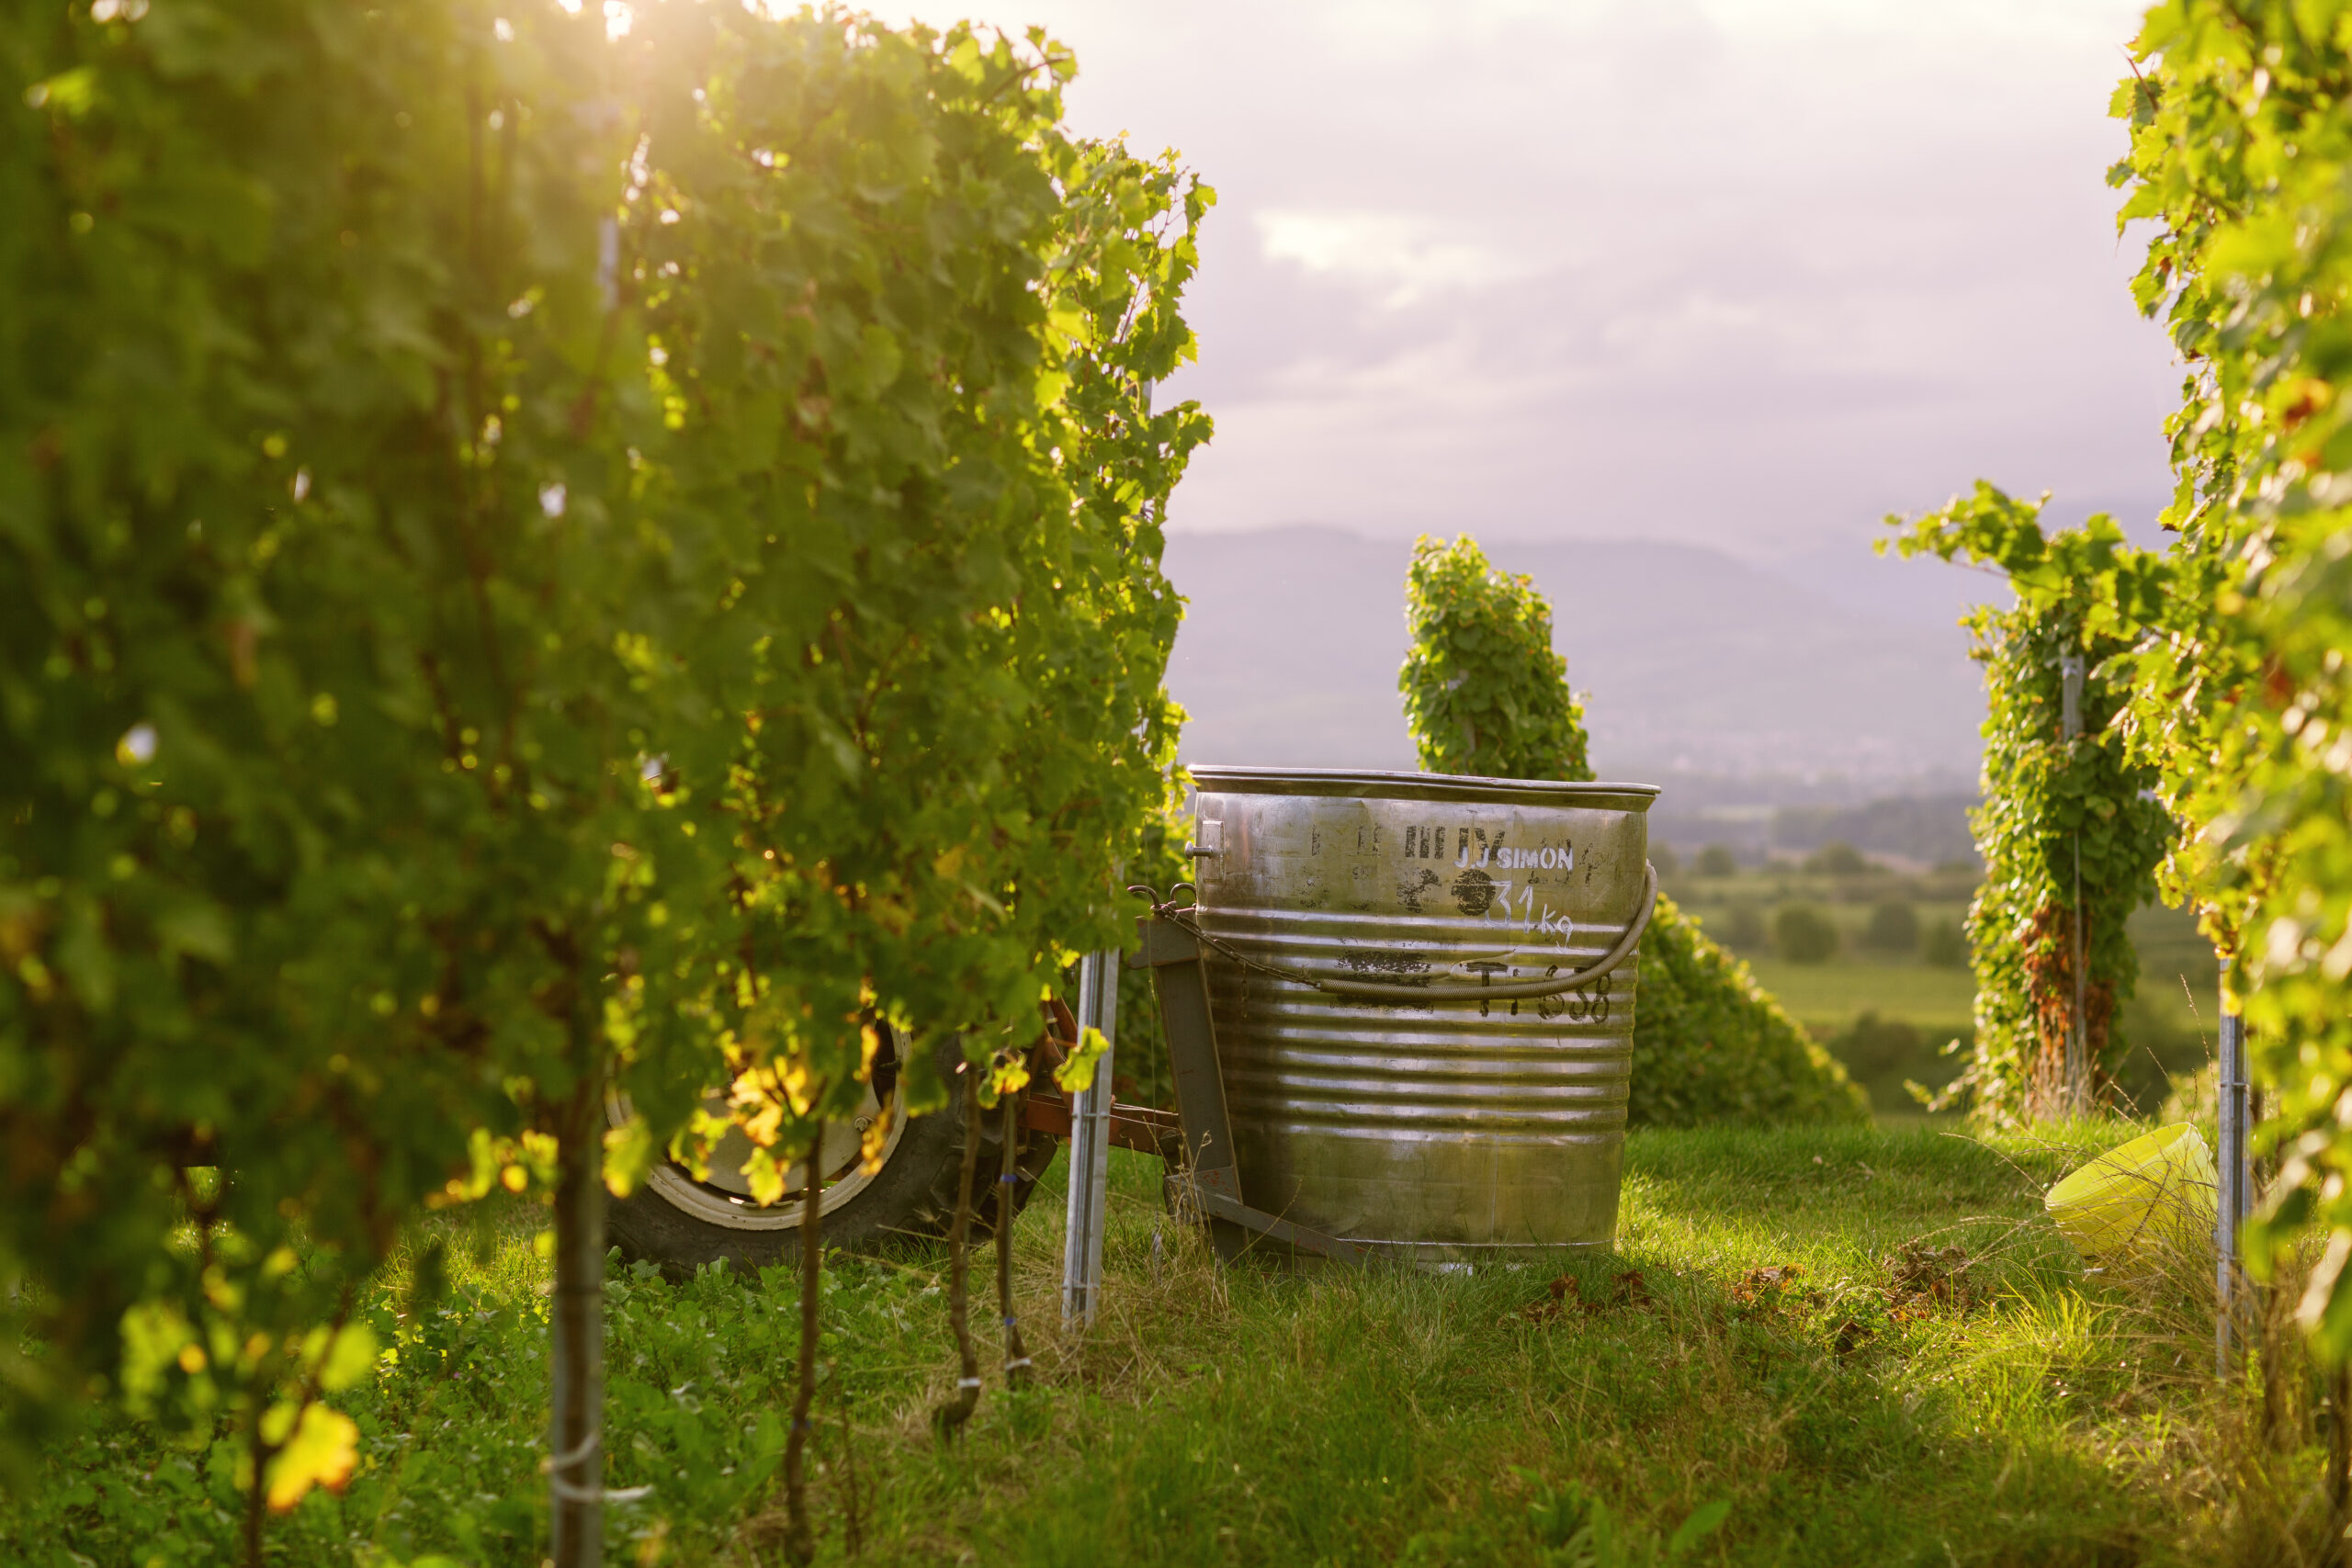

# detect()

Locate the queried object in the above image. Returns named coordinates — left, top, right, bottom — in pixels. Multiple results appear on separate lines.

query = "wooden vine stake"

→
left=548, top=962, right=607, bottom=1568
left=2334, top=1359, right=2351, bottom=1568
left=784, top=1114, right=825, bottom=1567
left=834, top=1368, right=865, bottom=1557
left=998, top=1078, right=1032, bottom=1392
left=933, top=1072, right=985, bottom=1438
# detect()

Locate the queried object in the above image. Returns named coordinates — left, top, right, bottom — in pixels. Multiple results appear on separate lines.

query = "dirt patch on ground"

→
left=1732, top=1264, right=1805, bottom=1306
left=1520, top=1269, right=1655, bottom=1324
left=1884, top=1242, right=1977, bottom=1319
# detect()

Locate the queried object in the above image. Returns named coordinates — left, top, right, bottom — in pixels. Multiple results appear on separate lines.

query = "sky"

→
left=896, top=0, right=2182, bottom=570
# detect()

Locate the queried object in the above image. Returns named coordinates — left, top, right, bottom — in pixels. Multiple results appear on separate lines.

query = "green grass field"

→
left=1665, top=863, right=2221, bottom=1116
left=12, top=1122, right=2332, bottom=1566
left=1740, top=961, right=1975, bottom=1043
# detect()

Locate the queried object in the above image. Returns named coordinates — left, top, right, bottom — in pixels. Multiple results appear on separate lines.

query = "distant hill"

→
left=1160, top=527, right=1988, bottom=790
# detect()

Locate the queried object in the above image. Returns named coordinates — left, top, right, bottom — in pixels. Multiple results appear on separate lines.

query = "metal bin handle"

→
left=1132, top=863, right=1659, bottom=1004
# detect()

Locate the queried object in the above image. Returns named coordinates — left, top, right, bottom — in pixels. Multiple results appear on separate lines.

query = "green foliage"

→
left=1771, top=904, right=1840, bottom=965
left=2235, top=523, right=2352, bottom=1342
left=1398, top=536, right=1590, bottom=781
left=615, top=6, right=1211, bottom=1150
left=1860, top=900, right=1921, bottom=955
left=2098, top=1, right=2327, bottom=963
left=0, top=0, right=1207, bottom=1499
left=1629, top=897, right=1866, bottom=1128
left=2097, top=0, right=2352, bottom=1357
left=1885, top=490, right=2174, bottom=1126
left=0, top=0, right=673, bottom=1479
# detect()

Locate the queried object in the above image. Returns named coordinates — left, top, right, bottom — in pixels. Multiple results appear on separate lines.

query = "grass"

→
left=1664, top=871, right=2221, bottom=1116
left=1741, top=962, right=1975, bottom=1043
left=1734, top=911, right=2211, bottom=1046
left=11, top=1122, right=2341, bottom=1566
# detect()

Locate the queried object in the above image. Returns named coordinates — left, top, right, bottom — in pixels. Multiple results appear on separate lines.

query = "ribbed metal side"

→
left=1202, top=904, right=1634, bottom=1134
left=1188, top=767, right=1657, bottom=1258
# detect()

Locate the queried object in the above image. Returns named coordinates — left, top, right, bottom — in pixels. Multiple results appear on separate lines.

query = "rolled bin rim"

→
left=1190, top=765, right=1659, bottom=812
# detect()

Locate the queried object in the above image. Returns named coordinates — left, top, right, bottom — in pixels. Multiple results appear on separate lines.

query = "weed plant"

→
left=8, top=1124, right=2340, bottom=1565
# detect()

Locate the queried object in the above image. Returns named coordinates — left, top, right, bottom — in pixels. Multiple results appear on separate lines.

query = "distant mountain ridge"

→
left=1160, top=527, right=1987, bottom=790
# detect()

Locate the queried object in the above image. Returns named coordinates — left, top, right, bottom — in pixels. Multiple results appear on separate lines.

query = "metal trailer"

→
left=620, top=766, right=1662, bottom=1321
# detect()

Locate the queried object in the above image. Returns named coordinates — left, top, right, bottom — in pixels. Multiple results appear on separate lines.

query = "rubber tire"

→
left=607, top=1077, right=1061, bottom=1276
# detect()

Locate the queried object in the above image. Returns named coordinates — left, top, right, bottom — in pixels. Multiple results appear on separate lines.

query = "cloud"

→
left=883, top=0, right=2173, bottom=557
left=1254, top=211, right=1539, bottom=308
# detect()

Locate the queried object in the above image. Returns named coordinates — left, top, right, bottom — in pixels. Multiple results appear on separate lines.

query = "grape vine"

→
left=1888, top=0, right=2352, bottom=1352
left=2109, top=0, right=2352, bottom=1352
left=1883, top=490, right=2175, bottom=1124
left=1399, top=535, right=1592, bottom=782
left=0, top=6, right=1209, bottom=1561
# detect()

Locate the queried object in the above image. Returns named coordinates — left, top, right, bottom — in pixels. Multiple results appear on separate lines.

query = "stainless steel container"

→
left=1186, top=765, right=1658, bottom=1261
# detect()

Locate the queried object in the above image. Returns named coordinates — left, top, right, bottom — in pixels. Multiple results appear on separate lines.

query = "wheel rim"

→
left=613, top=1079, right=910, bottom=1233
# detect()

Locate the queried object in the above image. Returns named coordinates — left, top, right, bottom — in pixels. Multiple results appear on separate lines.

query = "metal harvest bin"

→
left=1136, top=766, right=1658, bottom=1265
